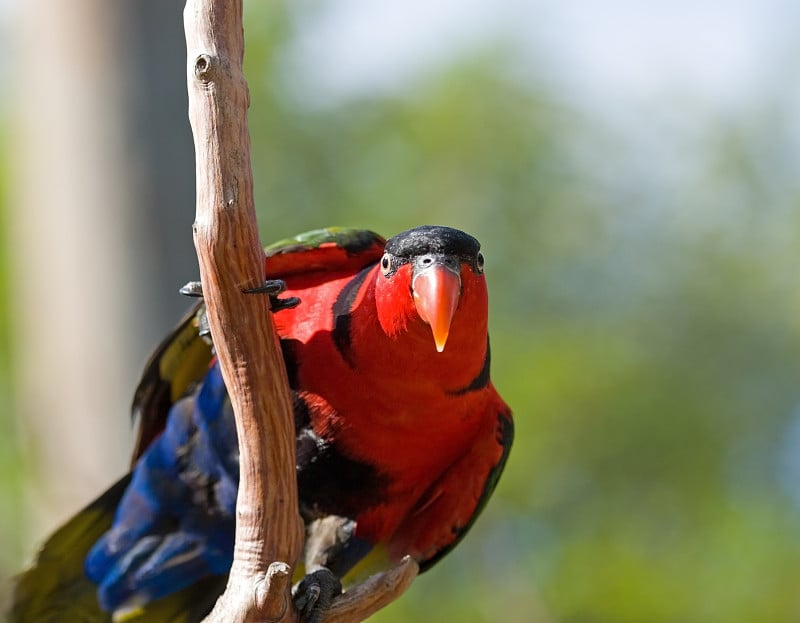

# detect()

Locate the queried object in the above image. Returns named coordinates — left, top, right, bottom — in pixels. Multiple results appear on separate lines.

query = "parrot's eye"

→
left=381, top=253, right=392, bottom=276
left=475, top=252, right=485, bottom=274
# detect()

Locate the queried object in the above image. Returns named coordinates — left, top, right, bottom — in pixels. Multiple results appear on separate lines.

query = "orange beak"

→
left=412, top=263, right=461, bottom=352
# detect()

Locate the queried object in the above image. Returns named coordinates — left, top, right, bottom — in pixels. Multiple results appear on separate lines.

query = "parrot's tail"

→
left=9, top=475, right=226, bottom=623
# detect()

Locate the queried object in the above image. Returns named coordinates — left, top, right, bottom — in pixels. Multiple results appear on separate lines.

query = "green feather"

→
left=263, top=226, right=384, bottom=256
left=10, top=476, right=226, bottom=623
left=11, top=477, right=128, bottom=623
left=11, top=227, right=388, bottom=622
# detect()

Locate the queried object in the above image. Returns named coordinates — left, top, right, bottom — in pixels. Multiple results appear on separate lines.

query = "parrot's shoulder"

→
left=264, top=227, right=385, bottom=277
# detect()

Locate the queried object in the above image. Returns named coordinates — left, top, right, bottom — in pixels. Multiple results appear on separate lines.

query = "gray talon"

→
left=179, top=281, right=204, bottom=298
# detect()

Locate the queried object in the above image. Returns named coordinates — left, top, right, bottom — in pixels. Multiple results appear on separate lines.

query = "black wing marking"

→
left=331, top=264, right=374, bottom=368
left=449, top=337, right=491, bottom=396
left=418, top=410, right=514, bottom=572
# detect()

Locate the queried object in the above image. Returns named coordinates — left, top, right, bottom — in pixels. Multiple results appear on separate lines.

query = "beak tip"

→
left=432, top=326, right=450, bottom=352
left=412, top=263, right=460, bottom=354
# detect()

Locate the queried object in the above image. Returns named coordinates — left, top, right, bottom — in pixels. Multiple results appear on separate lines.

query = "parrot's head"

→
left=374, top=225, right=488, bottom=353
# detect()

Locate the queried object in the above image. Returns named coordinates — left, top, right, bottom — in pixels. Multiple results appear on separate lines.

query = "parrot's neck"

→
left=353, top=271, right=491, bottom=404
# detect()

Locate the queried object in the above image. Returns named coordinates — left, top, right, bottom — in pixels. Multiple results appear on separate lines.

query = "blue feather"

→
left=85, top=362, right=238, bottom=613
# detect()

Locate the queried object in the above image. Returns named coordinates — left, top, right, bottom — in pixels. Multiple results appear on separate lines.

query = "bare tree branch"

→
left=324, top=557, right=419, bottom=623
left=184, top=1, right=418, bottom=621
left=184, top=0, right=302, bottom=620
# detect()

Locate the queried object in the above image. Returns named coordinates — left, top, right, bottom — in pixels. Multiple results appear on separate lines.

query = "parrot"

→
left=11, top=225, right=514, bottom=623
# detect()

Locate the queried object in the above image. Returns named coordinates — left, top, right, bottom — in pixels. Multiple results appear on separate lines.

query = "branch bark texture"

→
left=185, top=1, right=302, bottom=620
left=184, top=1, right=418, bottom=621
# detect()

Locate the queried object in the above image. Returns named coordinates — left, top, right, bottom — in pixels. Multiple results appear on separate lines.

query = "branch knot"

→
left=254, top=562, right=292, bottom=622
left=194, top=53, right=215, bottom=84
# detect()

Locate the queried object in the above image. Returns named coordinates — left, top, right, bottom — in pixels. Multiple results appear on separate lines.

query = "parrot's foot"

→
left=179, top=279, right=300, bottom=312
left=293, top=567, right=342, bottom=623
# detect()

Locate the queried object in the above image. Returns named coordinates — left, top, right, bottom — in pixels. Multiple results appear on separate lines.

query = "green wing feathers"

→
left=11, top=477, right=129, bottom=623
left=263, top=227, right=385, bottom=276
left=10, top=475, right=226, bottom=623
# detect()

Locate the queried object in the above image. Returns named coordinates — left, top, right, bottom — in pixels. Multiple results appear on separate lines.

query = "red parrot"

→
left=12, top=225, right=513, bottom=623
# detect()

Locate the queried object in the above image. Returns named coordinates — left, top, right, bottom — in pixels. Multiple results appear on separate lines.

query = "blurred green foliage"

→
left=241, top=3, right=800, bottom=621
left=4, top=2, right=800, bottom=621
left=0, top=120, right=25, bottom=612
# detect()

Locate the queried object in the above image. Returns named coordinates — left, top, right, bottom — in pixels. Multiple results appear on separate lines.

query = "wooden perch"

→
left=184, top=0, right=303, bottom=619
left=183, top=1, right=418, bottom=622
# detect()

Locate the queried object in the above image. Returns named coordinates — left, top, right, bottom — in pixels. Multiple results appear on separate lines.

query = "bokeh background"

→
left=3, top=1, right=800, bottom=621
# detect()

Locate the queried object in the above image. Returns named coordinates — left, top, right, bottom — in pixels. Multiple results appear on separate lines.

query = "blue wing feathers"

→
left=85, top=362, right=238, bottom=613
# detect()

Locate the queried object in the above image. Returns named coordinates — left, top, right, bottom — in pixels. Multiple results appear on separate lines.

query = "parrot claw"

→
left=270, top=295, right=301, bottom=312
left=293, top=567, right=342, bottom=623
left=244, top=279, right=301, bottom=312
left=179, top=280, right=204, bottom=298
left=242, top=279, right=286, bottom=296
